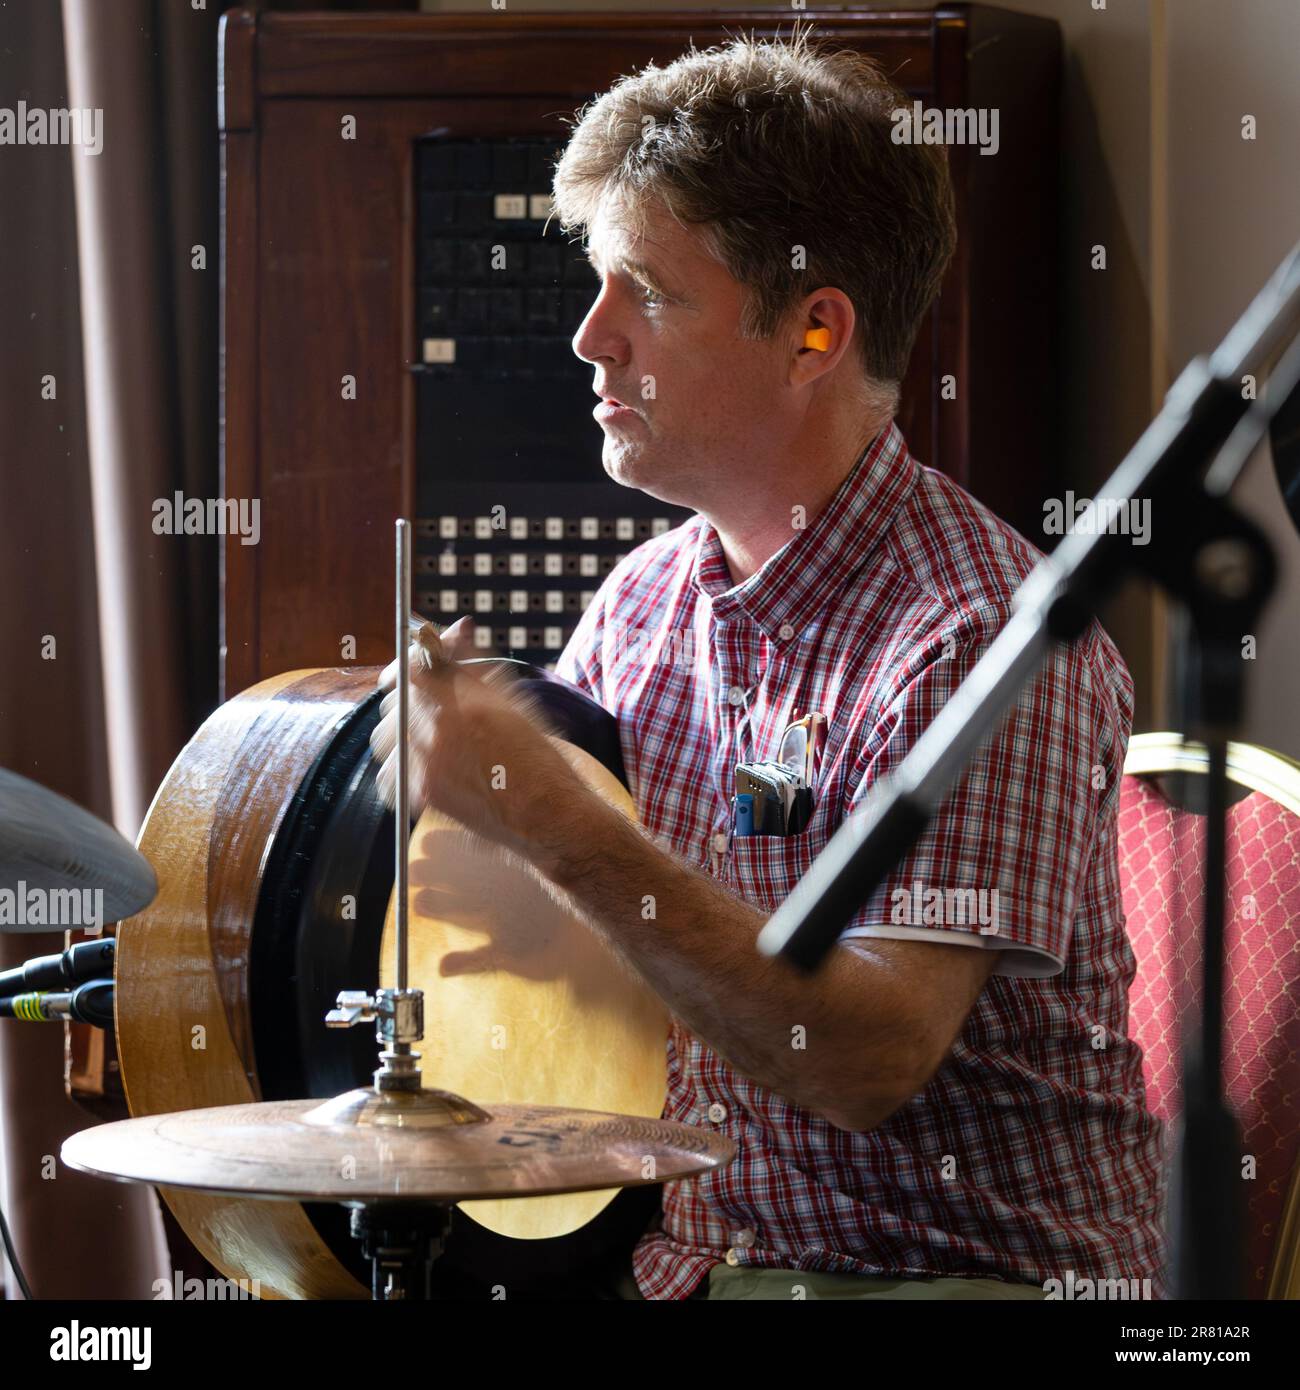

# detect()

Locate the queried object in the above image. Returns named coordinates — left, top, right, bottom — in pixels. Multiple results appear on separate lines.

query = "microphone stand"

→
left=757, top=242, right=1300, bottom=1300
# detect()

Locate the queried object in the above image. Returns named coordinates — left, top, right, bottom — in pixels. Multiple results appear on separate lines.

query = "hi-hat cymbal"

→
left=0, top=767, right=157, bottom=931
left=61, top=1089, right=735, bottom=1203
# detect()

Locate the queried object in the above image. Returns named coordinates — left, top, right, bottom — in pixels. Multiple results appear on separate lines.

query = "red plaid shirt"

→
left=556, top=422, right=1166, bottom=1300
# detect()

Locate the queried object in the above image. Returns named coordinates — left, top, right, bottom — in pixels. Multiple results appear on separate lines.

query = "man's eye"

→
left=638, top=285, right=666, bottom=309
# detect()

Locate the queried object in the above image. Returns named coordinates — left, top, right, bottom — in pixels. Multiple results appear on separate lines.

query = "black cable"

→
left=0, top=979, right=115, bottom=1027
left=0, top=944, right=118, bottom=1300
left=0, top=938, right=115, bottom=996
left=0, top=1200, right=34, bottom=1300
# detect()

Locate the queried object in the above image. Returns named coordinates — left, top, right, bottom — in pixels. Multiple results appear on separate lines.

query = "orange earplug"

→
left=803, top=327, right=831, bottom=351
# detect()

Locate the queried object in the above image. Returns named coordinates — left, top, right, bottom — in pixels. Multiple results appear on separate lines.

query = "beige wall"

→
left=982, top=0, right=1158, bottom=722
left=1025, top=0, right=1300, bottom=753
left=1163, top=0, right=1300, bottom=757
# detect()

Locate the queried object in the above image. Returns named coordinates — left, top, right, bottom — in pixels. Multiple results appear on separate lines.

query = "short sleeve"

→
left=837, top=609, right=1128, bottom=979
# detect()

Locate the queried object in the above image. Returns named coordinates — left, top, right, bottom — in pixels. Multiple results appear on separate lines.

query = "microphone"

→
left=0, top=938, right=115, bottom=995
left=0, top=978, right=114, bottom=1028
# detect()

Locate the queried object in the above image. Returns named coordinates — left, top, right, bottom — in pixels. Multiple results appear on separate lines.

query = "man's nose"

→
left=571, top=284, right=627, bottom=368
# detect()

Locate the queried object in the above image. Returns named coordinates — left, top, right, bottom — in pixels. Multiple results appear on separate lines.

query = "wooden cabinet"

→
left=220, top=6, right=1060, bottom=696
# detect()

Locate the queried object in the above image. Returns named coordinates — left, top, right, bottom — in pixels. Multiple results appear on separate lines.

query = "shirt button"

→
left=707, top=1102, right=728, bottom=1124
left=727, top=687, right=744, bottom=706
left=732, top=1228, right=756, bottom=1248
left=725, top=1247, right=744, bottom=1267
left=778, top=622, right=795, bottom=641
left=710, top=832, right=728, bottom=855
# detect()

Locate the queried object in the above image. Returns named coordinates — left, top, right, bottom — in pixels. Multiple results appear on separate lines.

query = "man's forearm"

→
left=539, top=792, right=920, bottom=1126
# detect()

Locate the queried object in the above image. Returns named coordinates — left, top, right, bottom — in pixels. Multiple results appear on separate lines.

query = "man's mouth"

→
left=593, top=388, right=642, bottom=423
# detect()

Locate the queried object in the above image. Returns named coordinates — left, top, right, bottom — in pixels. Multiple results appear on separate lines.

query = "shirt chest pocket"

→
left=724, top=831, right=820, bottom=915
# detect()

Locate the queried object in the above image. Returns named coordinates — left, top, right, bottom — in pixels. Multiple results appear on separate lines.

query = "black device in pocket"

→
left=733, top=761, right=813, bottom=835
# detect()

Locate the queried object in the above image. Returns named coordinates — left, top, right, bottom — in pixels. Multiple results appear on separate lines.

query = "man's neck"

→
left=717, top=525, right=802, bottom=589
left=711, top=418, right=888, bottom=587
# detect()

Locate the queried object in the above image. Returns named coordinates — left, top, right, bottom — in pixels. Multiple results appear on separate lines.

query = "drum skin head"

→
left=381, top=738, right=668, bottom=1240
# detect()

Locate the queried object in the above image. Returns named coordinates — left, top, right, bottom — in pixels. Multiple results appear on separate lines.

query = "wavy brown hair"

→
left=551, top=25, right=957, bottom=410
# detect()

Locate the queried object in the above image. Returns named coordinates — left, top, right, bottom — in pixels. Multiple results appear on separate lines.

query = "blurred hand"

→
left=377, top=615, right=481, bottom=693
left=369, top=622, right=597, bottom=872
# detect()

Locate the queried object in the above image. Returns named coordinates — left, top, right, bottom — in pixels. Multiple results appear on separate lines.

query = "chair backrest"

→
left=1120, top=733, right=1300, bottom=1298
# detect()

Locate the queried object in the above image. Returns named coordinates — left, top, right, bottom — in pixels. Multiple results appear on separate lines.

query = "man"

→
left=373, top=30, right=1165, bottom=1300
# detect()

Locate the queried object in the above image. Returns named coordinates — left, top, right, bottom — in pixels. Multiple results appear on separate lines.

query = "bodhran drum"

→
left=113, top=660, right=668, bottom=1299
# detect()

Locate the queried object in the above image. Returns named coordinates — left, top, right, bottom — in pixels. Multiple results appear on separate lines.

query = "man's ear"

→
left=791, top=288, right=857, bottom=384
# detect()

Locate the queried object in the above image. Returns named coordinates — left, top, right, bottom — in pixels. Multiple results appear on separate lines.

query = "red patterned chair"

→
left=1120, top=733, right=1300, bottom=1298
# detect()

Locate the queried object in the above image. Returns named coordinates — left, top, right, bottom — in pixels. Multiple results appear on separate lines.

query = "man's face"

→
left=572, top=198, right=794, bottom=511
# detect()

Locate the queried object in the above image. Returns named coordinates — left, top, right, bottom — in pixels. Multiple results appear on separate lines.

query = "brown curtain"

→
left=0, top=0, right=221, bottom=1299
left=61, top=0, right=219, bottom=835
left=1, top=0, right=416, bottom=1302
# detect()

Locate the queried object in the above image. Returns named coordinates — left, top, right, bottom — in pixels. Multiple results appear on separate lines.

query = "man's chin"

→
left=601, top=447, right=650, bottom=492
left=606, top=439, right=695, bottom=511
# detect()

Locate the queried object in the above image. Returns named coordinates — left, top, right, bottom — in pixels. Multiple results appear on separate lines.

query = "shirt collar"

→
left=690, top=420, right=918, bottom=642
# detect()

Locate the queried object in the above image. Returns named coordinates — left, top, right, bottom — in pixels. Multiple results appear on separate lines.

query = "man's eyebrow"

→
left=584, top=245, right=676, bottom=294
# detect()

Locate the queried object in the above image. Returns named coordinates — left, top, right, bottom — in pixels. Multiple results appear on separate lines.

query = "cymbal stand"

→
left=323, top=518, right=459, bottom=1300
